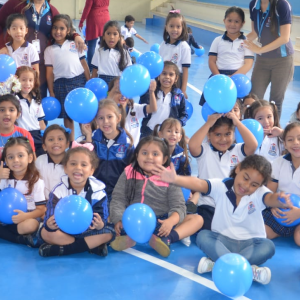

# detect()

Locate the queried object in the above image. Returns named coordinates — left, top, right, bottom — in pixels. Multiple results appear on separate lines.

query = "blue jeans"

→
left=87, top=38, right=99, bottom=71
left=196, top=230, right=275, bottom=266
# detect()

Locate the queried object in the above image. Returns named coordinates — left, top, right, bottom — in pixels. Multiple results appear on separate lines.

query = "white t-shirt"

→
left=6, top=41, right=39, bottom=68
left=159, top=39, right=191, bottom=73
left=44, top=40, right=86, bottom=81
left=206, top=178, right=271, bottom=240
left=209, top=33, right=254, bottom=70
left=91, top=47, right=132, bottom=76
left=121, top=25, right=137, bottom=39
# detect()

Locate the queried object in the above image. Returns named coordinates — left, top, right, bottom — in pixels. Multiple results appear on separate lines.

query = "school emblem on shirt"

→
left=170, top=53, right=179, bottom=64
left=230, top=155, right=239, bottom=169
left=173, top=157, right=180, bottom=170
left=266, top=17, right=271, bottom=28
left=69, top=42, right=77, bottom=53
left=47, top=15, right=52, bottom=26
left=238, top=42, right=245, bottom=52
left=21, top=54, right=29, bottom=65
left=116, top=144, right=125, bottom=158
left=174, top=95, right=180, bottom=105
left=248, top=201, right=256, bottom=214
left=130, top=116, right=139, bottom=128
left=268, top=143, right=277, bottom=156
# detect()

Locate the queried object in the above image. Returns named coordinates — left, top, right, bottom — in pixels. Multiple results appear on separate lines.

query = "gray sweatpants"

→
left=250, top=54, right=294, bottom=117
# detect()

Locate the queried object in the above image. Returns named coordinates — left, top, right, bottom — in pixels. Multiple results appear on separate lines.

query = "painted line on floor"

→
left=124, top=248, right=251, bottom=300
left=187, top=82, right=202, bottom=95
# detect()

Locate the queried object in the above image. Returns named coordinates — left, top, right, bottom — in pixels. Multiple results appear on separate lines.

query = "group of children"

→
left=0, top=5, right=299, bottom=287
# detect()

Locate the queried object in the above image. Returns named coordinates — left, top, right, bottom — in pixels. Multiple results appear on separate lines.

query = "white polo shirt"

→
left=255, top=136, right=285, bottom=164
left=91, top=47, right=132, bottom=76
left=159, top=39, right=191, bottom=73
left=208, top=32, right=254, bottom=70
left=0, top=177, right=46, bottom=211
left=147, top=90, right=171, bottom=130
left=194, top=142, right=246, bottom=206
left=205, top=178, right=270, bottom=240
left=35, top=153, right=66, bottom=200
left=271, top=154, right=300, bottom=195
left=125, top=103, right=147, bottom=147
left=44, top=40, right=86, bottom=81
left=16, top=94, right=45, bottom=131
left=6, top=41, right=39, bottom=68
left=121, top=25, right=137, bottom=39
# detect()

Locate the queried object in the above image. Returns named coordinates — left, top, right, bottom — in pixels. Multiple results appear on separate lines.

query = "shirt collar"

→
left=103, top=45, right=120, bottom=51
left=283, top=153, right=292, bottom=161
left=165, top=37, right=181, bottom=46
left=7, top=41, right=29, bottom=48
left=210, top=143, right=235, bottom=158
left=9, top=171, right=30, bottom=181
left=172, top=144, right=184, bottom=156
left=222, top=32, right=246, bottom=42
left=47, top=153, right=63, bottom=165
left=223, top=178, right=237, bottom=211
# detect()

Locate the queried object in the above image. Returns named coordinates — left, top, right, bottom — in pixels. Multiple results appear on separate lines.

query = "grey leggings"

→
left=251, top=54, right=294, bottom=117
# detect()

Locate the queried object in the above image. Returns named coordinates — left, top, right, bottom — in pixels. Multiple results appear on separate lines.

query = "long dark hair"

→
left=2, top=137, right=39, bottom=195
left=269, top=0, right=280, bottom=37
left=51, top=14, right=75, bottom=42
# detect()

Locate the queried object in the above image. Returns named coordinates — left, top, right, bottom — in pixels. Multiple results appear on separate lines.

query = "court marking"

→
left=124, top=248, right=252, bottom=300
left=187, top=82, right=202, bottom=95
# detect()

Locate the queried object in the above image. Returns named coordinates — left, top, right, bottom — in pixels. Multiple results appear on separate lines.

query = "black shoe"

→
left=89, top=243, right=108, bottom=257
left=17, top=234, right=35, bottom=248
left=39, top=243, right=64, bottom=257
left=186, top=201, right=198, bottom=214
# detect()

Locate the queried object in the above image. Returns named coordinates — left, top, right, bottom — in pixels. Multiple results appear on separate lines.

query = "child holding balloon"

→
left=0, top=137, right=45, bottom=247
left=110, top=136, right=203, bottom=257
left=45, top=14, right=90, bottom=141
left=15, top=66, right=45, bottom=157
left=91, top=21, right=132, bottom=86
left=39, top=146, right=114, bottom=257
left=82, top=99, right=134, bottom=204
left=263, top=122, right=300, bottom=245
left=188, top=113, right=258, bottom=229
left=153, top=154, right=293, bottom=285
left=244, top=99, right=284, bottom=163
left=35, top=124, right=70, bottom=200
left=140, top=61, right=188, bottom=138
left=199, top=6, right=254, bottom=106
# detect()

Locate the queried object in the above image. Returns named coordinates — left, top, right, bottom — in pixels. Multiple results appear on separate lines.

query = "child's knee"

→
left=18, top=219, right=39, bottom=234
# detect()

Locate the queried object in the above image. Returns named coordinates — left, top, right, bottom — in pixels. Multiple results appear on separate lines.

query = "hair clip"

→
left=169, top=9, right=180, bottom=13
left=71, top=141, right=94, bottom=151
left=60, top=125, right=71, bottom=134
left=270, top=101, right=275, bottom=105
left=246, top=105, right=250, bottom=108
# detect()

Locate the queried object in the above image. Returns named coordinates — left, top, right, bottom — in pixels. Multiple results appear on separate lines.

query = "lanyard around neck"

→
left=31, top=2, right=46, bottom=33
left=256, top=2, right=270, bottom=42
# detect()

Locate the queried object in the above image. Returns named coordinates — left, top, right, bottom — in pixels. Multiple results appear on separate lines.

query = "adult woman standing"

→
left=0, top=0, right=85, bottom=98
left=245, top=0, right=294, bottom=117
left=79, top=0, right=110, bottom=71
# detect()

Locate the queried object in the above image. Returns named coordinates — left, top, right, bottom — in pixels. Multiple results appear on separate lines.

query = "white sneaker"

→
left=198, top=257, right=215, bottom=274
left=252, top=265, right=271, bottom=285
left=180, top=236, right=191, bottom=247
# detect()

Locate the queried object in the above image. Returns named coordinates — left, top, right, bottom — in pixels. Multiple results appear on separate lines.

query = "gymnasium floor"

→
left=1, top=23, right=300, bottom=300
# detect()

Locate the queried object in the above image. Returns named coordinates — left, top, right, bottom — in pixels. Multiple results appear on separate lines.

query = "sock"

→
left=60, top=238, right=89, bottom=256
left=0, top=225, right=20, bottom=244
left=167, top=230, right=179, bottom=244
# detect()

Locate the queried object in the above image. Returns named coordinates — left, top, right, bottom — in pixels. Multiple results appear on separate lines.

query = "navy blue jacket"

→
left=171, top=144, right=191, bottom=176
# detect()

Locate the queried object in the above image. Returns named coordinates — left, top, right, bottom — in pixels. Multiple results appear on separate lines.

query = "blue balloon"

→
left=137, top=51, right=164, bottom=79
left=54, top=195, right=93, bottom=235
left=274, top=194, right=300, bottom=227
left=82, top=25, right=86, bottom=37
left=194, top=47, right=205, bottom=57
left=85, top=78, right=108, bottom=100
left=0, top=187, right=27, bottom=224
left=185, top=100, right=193, bottom=120
left=0, top=54, right=17, bottom=82
left=122, top=203, right=156, bottom=243
left=212, top=253, right=253, bottom=298
left=231, top=74, right=252, bottom=98
left=150, top=43, right=160, bottom=54
left=235, top=119, right=264, bottom=149
left=181, top=188, right=191, bottom=202
left=64, top=88, right=98, bottom=123
left=42, top=97, right=61, bottom=121
left=120, top=64, right=151, bottom=99
left=130, top=51, right=141, bottom=60
left=203, top=74, right=237, bottom=113
left=201, top=102, right=216, bottom=121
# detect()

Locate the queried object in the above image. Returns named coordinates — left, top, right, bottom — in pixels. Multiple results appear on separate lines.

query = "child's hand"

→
left=157, top=218, right=174, bottom=237
left=114, top=221, right=123, bottom=236
left=152, top=163, right=177, bottom=183
left=271, top=207, right=284, bottom=219
left=81, top=123, right=93, bottom=136
left=0, top=161, right=10, bottom=179
left=224, top=111, right=239, bottom=125
left=183, top=91, right=188, bottom=99
left=0, top=47, right=9, bottom=55
left=149, top=80, right=157, bottom=92
left=49, top=92, right=56, bottom=98
left=90, top=213, right=104, bottom=230
left=47, top=215, right=59, bottom=230
left=266, top=126, right=284, bottom=138
left=281, top=207, right=300, bottom=225
left=206, top=113, right=223, bottom=127
left=278, top=192, right=293, bottom=209
left=12, top=210, right=27, bottom=224
left=143, top=39, right=149, bottom=44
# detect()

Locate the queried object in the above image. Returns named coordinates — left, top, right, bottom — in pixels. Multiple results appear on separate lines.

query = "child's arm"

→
left=190, top=35, right=202, bottom=49
left=39, top=120, right=46, bottom=130
left=225, top=112, right=258, bottom=155
left=231, top=58, right=253, bottom=76
left=264, top=192, right=292, bottom=209
left=12, top=205, right=45, bottom=224
left=208, top=56, right=220, bottom=75
left=80, top=58, right=91, bottom=81
left=92, top=68, right=98, bottom=79
left=135, top=33, right=148, bottom=44
left=146, top=80, right=157, bottom=114
left=89, top=193, right=108, bottom=230
left=81, top=123, right=93, bottom=142
left=46, top=66, right=55, bottom=98
left=31, top=63, right=39, bottom=75
left=178, top=93, right=188, bottom=127
left=188, top=113, right=223, bottom=156
left=181, top=67, right=188, bottom=99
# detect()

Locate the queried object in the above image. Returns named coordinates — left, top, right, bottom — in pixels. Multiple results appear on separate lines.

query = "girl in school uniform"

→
left=199, top=6, right=254, bottom=106
left=153, top=154, right=293, bottom=285
left=263, top=122, right=300, bottom=245
left=188, top=112, right=258, bottom=229
left=0, top=137, right=45, bottom=248
left=45, top=14, right=90, bottom=141
left=91, top=20, right=132, bottom=86
left=15, top=66, right=45, bottom=157
left=244, top=99, right=284, bottom=163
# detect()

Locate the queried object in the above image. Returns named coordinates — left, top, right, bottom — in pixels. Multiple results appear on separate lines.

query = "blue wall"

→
left=197, top=0, right=300, bottom=16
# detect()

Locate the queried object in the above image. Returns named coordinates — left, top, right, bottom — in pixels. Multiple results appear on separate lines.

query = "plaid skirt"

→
left=263, top=208, right=296, bottom=237
left=54, top=73, right=86, bottom=118
left=99, top=74, right=117, bottom=86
